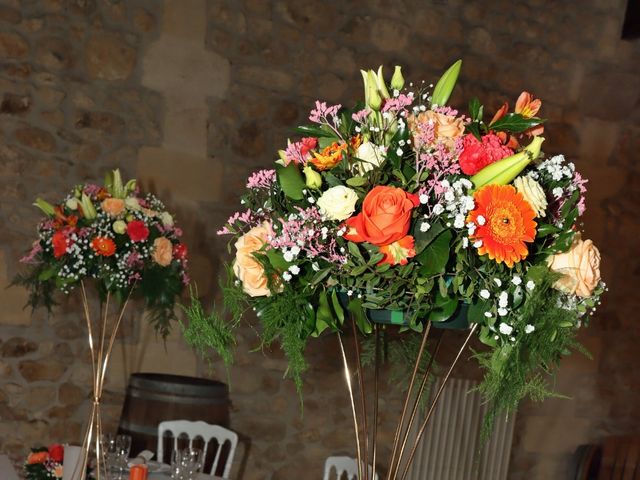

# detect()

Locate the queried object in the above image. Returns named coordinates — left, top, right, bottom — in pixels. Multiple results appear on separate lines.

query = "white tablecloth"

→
left=0, top=454, right=20, bottom=480
left=149, top=473, right=223, bottom=479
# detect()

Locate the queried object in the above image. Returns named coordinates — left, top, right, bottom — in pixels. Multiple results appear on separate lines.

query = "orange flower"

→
left=350, top=134, right=362, bottom=151
left=515, top=91, right=542, bottom=118
left=27, top=451, right=50, bottom=464
left=378, top=235, right=416, bottom=266
left=310, top=142, right=347, bottom=171
left=101, top=198, right=125, bottom=216
left=467, top=185, right=537, bottom=268
left=91, top=237, right=116, bottom=256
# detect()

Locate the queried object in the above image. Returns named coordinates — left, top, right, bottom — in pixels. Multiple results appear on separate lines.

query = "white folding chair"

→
left=157, top=420, right=238, bottom=478
left=323, top=456, right=379, bottom=480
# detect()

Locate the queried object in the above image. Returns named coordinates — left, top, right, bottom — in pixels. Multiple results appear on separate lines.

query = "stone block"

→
left=58, top=382, right=86, bottom=405
left=1, top=92, right=31, bottom=114
left=85, top=33, right=137, bottom=81
left=35, top=36, right=75, bottom=70
left=0, top=32, right=28, bottom=58
left=1, top=337, right=38, bottom=357
left=19, top=359, right=67, bottom=382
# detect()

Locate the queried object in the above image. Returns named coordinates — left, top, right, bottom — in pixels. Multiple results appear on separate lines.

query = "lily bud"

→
left=303, top=165, right=322, bottom=189
left=471, top=137, right=545, bottom=189
left=124, top=179, right=137, bottom=194
left=367, top=70, right=382, bottom=111
left=375, top=66, right=391, bottom=99
left=113, top=220, right=127, bottom=234
left=33, top=198, right=55, bottom=217
left=80, top=193, right=97, bottom=220
left=391, top=66, right=404, bottom=91
left=360, top=70, right=370, bottom=107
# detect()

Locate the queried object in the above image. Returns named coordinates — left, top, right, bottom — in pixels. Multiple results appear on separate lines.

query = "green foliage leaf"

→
left=469, top=97, right=484, bottom=122
left=348, top=298, right=372, bottom=334
left=294, top=125, right=335, bottom=138
left=346, top=176, right=367, bottom=187
left=428, top=294, right=458, bottom=322
left=417, top=229, right=453, bottom=275
left=489, top=113, right=545, bottom=133
left=276, top=163, right=305, bottom=200
left=537, top=223, right=561, bottom=238
left=413, top=221, right=445, bottom=255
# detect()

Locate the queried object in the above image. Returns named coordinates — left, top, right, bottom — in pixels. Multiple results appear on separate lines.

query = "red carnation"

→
left=458, top=133, right=514, bottom=175
left=52, top=231, right=69, bottom=258
left=48, top=444, right=64, bottom=463
left=126, top=220, right=149, bottom=242
left=299, top=137, right=318, bottom=157
left=173, top=243, right=188, bottom=261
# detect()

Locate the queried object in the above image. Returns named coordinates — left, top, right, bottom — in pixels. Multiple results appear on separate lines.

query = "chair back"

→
left=157, top=419, right=238, bottom=478
left=323, top=456, right=379, bottom=480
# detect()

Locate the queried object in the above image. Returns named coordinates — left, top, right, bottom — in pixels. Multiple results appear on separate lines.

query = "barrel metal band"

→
left=119, top=420, right=160, bottom=436
left=127, top=388, right=229, bottom=405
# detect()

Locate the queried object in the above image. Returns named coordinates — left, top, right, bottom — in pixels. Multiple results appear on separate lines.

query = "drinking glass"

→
left=170, top=447, right=203, bottom=480
left=101, top=434, right=132, bottom=479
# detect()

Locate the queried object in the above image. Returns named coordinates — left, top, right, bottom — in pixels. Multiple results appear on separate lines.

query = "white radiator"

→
left=402, top=378, right=515, bottom=480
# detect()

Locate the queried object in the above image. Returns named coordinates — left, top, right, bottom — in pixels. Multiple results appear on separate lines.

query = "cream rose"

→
left=233, top=222, right=272, bottom=297
left=317, top=186, right=359, bottom=221
left=514, top=175, right=547, bottom=217
left=548, top=235, right=601, bottom=297
left=409, top=110, right=464, bottom=149
left=152, top=237, right=173, bottom=266
left=353, top=141, right=386, bottom=175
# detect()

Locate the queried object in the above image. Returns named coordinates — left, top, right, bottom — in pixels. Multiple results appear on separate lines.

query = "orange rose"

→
left=27, top=451, right=50, bottom=464
left=101, top=198, right=125, bottom=216
left=233, top=223, right=273, bottom=297
left=152, top=237, right=173, bottom=266
left=548, top=235, right=601, bottom=297
left=344, top=186, right=420, bottom=246
left=310, top=142, right=347, bottom=171
left=409, top=110, right=464, bottom=149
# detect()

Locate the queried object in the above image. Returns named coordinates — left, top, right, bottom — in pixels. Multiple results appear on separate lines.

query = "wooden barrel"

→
left=117, top=373, right=230, bottom=460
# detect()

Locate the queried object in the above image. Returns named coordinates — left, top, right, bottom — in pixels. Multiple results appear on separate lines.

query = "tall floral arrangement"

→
left=185, top=61, right=604, bottom=430
left=15, top=169, right=189, bottom=335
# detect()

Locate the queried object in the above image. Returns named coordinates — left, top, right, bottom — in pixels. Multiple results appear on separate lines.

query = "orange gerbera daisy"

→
left=91, top=236, right=116, bottom=257
left=310, top=142, right=347, bottom=171
left=467, top=184, right=537, bottom=268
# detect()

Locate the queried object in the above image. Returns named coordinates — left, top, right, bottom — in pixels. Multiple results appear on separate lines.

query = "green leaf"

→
left=479, top=325, right=498, bottom=347
left=38, top=267, right=56, bottom=281
left=294, top=125, right=335, bottom=138
left=314, top=291, right=336, bottom=336
left=413, top=220, right=445, bottom=254
left=347, top=242, right=364, bottom=261
left=310, top=267, right=331, bottom=285
left=467, top=299, right=489, bottom=324
left=537, top=223, right=561, bottom=238
left=346, top=176, right=367, bottom=187
left=276, top=163, right=305, bottom=200
left=551, top=230, right=576, bottom=253
left=417, top=229, right=452, bottom=275
left=431, top=59, right=462, bottom=107
left=331, top=289, right=345, bottom=324
left=489, top=113, right=545, bottom=133
left=265, top=249, right=290, bottom=271
left=438, top=276, right=448, bottom=297
left=429, top=294, right=458, bottom=322
left=469, top=97, right=483, bottom=122
left=348, top=298, right=372, bottom=334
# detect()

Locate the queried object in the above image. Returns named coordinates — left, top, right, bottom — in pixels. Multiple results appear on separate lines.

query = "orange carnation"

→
left=467, top=184, right=536, bottom=268
left=27, top=451, right=50, bottom=464
left=91, top=237, right=116, bottom=257
left=310, top=142, right=347, bottom=171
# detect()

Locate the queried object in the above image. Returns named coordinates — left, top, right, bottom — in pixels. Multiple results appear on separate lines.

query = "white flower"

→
left=317, top=186, right=359, bottom=221
left=160, top=212, right=174, bottom=227
left=525, top=324, right=535, bottom=334
left=526, top=280, right=536, bottom=290
left=480, top=289, right=491, bottom=299
left=494, top=278, right=503, bottom=287
left=433, top=204, right=444, bottom=215
left=283, top=250, right=294, bottom=262
left=66, top=198, right=79, bottom=210
left=498, top=291, right=509, bottom=308
left=125, top=197, right=141, bottom=210
left=499, top=323, right=513, bottom=335
left=498, top=307, right=508, bottom=316
left=514, top=175, right=547, bottom=217
left=462, top=237, right=469, bottom=248
left=552, top=187, right=564, bottom=198
left=420, top=221, right=431, bottom=232
left=476, top=215, right=486, bottom=226
left=419, top=194, right=429, bottom=204
left=312, top=262, right=320, bottom=271
left=484, top=312, right=492, bottom=318
left=444, top=190, right=455, bottom=202
left=282, top=271, right=292, bottom=282
left=473, top=240, right=483, bottom=248
left=512, top=275, right=522, bottom=286
left=290, top=245, right=301, bottom=256
left=354, top=141, right=386, bottom=175
left=288, top=265, right=300, bottom=275
left=453, top=214, right=465, bottom=229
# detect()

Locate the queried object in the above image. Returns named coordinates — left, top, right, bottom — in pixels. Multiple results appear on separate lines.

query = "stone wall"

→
left=1, top=0, right=639, bottom=479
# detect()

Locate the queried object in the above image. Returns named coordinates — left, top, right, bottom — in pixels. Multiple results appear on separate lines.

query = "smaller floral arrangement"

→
left=24, top=445, right=64, bottom=480
left=15, top=170, right=188, bottom=335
